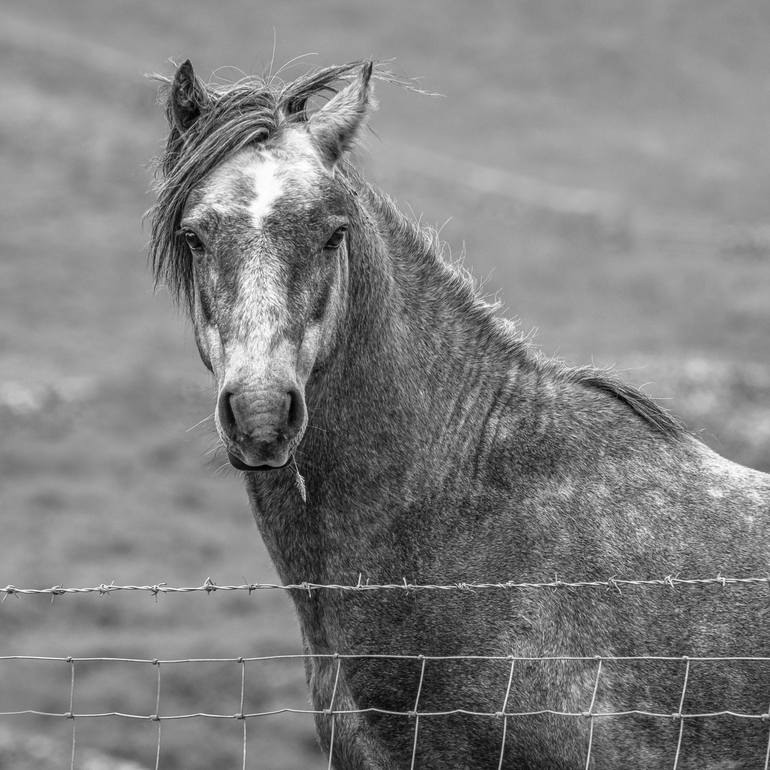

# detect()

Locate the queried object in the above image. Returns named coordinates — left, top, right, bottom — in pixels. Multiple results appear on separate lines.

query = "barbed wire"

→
left=1, top=573, right=768, bottom=600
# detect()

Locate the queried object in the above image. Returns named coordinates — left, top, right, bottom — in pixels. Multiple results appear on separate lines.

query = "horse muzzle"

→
left=216, top=383, right=306, bottom=470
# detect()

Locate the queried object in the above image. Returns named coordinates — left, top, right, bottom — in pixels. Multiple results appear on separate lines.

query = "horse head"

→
left=157, top=60, right=374, bottom=470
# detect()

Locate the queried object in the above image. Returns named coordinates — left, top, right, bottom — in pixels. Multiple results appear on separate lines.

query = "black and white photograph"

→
left=1, top=2, right=769, bottom=768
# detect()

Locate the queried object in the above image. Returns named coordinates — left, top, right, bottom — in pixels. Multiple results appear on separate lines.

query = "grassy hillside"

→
left=1, top=2, right=768, bottom=767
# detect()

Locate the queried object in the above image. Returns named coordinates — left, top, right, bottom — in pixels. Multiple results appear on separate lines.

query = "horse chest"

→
left=305, top=651, right=399, bottom=770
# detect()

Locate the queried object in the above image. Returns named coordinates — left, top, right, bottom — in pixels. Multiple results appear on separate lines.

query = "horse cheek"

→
left=192, top=293, right=224, bottom=376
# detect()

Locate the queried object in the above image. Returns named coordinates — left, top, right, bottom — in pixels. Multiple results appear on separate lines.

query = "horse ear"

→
left=168, top=59, right=209, bottom=134
left=308, top=62, right=375, bottom=166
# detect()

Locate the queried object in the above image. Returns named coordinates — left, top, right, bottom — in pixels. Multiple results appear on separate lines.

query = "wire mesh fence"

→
left=1, top=576, right=769, bottom=769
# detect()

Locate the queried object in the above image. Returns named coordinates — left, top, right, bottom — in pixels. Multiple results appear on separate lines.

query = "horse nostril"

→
left=286, top=388, right=305, bottom=435
left=218, top=384, right=304, bottom=445
left=217, top=388, right=237, bottom=438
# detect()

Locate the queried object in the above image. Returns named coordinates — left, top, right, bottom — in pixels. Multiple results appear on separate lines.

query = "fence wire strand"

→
left=153, top=659, right=162, bottom=770
left=497, top=657, right=517, bottom=770
left=1, top=654, right=768, bottom=723
left=326, top=655, right=342, bottom=770
left=672, top=657, right=692, bottom=770
left=584, top=657, right=603, bottom=770
left=1, top=573, right=768, bottom=600
left=239, top=657, right=247, bottom=770
left=764, top=700, right=770, bottom=770
left=409, top=656, right=427, bottom=770
left=68, top=657, right=76, bottom=770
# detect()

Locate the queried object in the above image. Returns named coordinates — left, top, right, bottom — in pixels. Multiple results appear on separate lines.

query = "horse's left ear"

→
left=168, top=59, right=209, bottom=135
left=308, top=62, right=375, bottom=166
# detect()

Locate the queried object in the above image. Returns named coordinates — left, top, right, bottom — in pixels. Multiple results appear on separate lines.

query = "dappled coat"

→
left=150, top=60, right=770, bottom=769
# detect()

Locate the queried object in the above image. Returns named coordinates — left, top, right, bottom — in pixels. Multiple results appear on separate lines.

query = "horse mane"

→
left=357, top=182, right=685, bottom=439
left=358, top=180, right=528, bottom=348
left=555, top=364, right=685, bottom=438
left=148, top=61, right=379, bottom=307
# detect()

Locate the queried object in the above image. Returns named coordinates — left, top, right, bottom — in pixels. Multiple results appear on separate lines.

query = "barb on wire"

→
left=0, top=574, right=768, bottom=599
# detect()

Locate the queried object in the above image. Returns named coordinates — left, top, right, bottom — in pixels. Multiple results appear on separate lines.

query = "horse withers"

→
left=149, top=60, right=770, bottom=769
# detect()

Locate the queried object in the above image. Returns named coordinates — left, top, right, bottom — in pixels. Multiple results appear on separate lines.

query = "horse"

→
left=149, top=60, right=770, bottom=769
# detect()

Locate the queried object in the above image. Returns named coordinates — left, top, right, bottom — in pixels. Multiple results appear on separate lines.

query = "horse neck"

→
left=303, top=181, right=519, bottom=483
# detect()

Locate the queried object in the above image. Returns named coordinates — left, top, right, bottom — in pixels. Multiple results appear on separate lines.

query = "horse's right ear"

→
left=307, top=62, right=375, bottom=167
left=168, top=60, right=209, bottom=134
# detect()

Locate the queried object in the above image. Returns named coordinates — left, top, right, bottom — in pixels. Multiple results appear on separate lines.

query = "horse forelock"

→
left=148, top=61, right=375, bottom=308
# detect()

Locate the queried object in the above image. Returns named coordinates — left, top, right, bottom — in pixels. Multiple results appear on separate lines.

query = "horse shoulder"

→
left=684, top=438, right=770, bottom=540
left=468, top=373, right=769, bottom=569
left=691, top=438, right=770, bottom=501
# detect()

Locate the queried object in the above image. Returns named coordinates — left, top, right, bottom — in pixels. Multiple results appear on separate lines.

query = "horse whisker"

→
left=185, top=413, right=215, bottom=433
left=204, top=442, right=224, bottom=457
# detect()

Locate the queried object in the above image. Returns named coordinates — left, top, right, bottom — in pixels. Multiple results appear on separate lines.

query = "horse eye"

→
left=324, top=226, right=347, bottom=251
left=183, top=230, right=204, bottom=253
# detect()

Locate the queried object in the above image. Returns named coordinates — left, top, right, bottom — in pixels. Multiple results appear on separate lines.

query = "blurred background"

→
left=1, top=1, right=769, bottom=767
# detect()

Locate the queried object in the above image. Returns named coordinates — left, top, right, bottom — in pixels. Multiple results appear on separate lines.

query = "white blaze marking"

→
left=248, top=154, right=285, bottom=226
